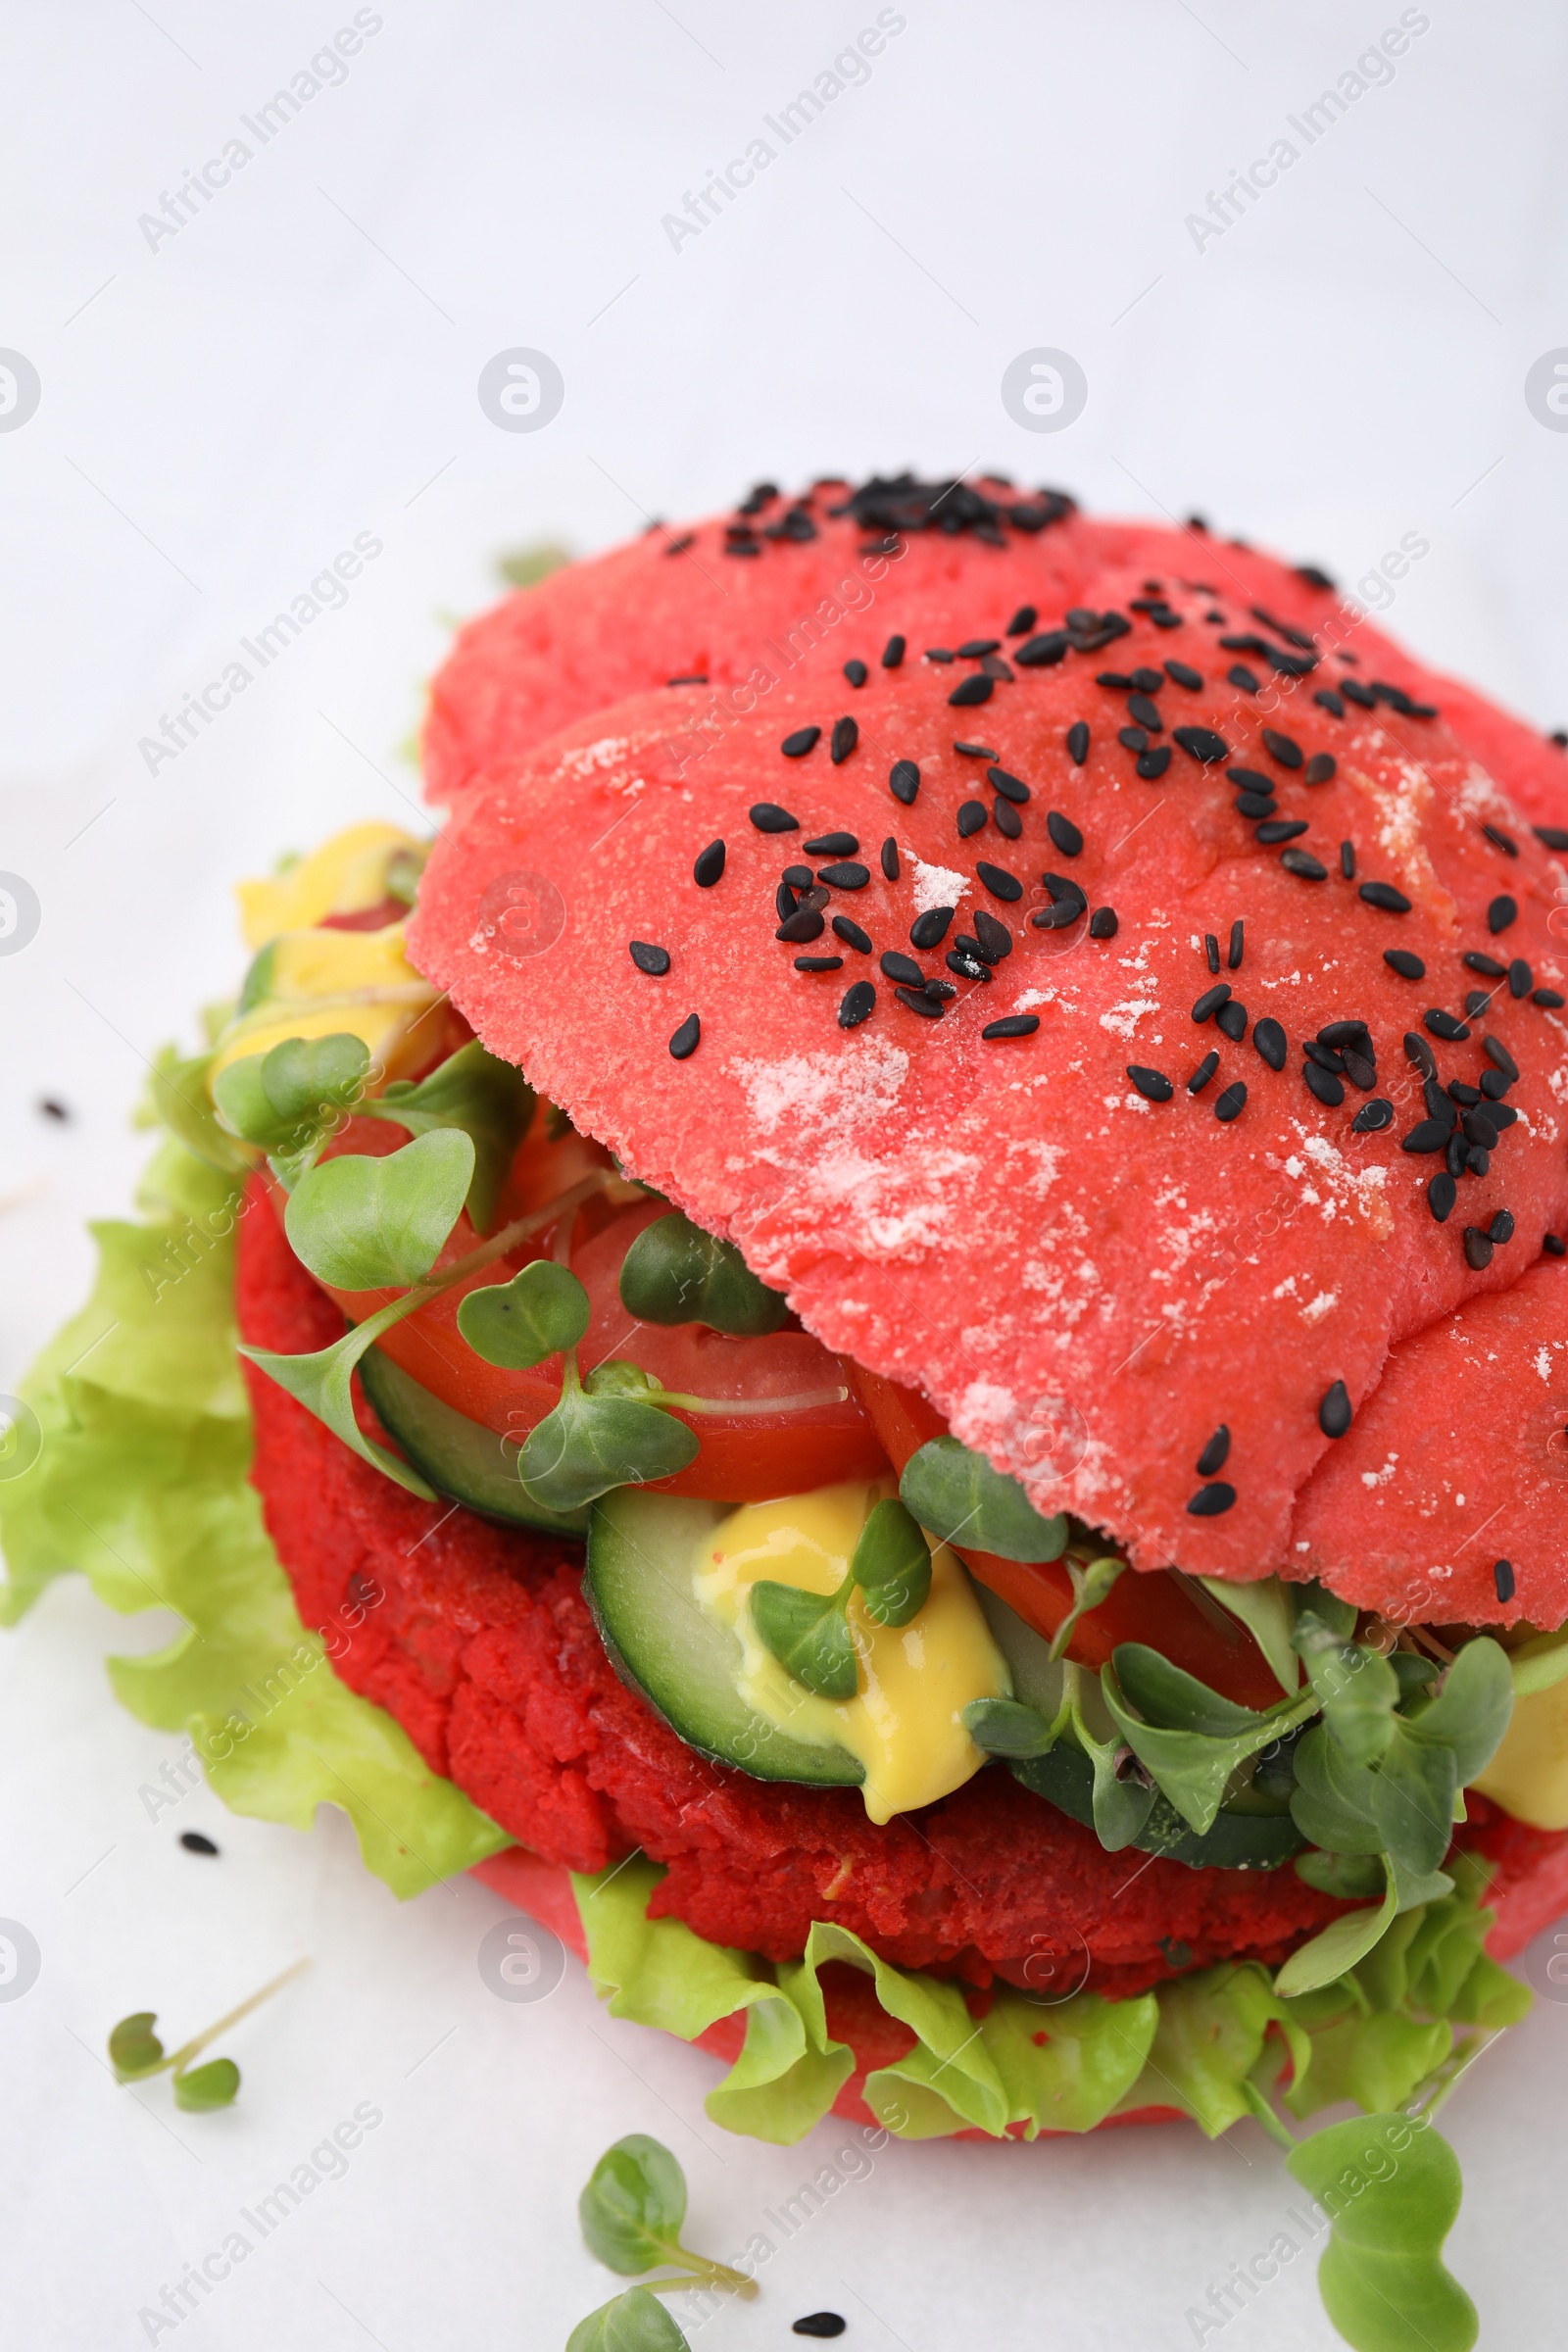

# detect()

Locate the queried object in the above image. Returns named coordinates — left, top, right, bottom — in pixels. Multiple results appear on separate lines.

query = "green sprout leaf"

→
left=240, top=1294, right=439, bottom=1500
left=1048, top=1552, right=1124, bottom=1663
left=457, top=1260, right=590, bottom=1369
left=616, top=1212, right=789, bottom=1336
left=1101, top=1656, right=1310, bottom=1837
left=515, top=1369, right=698, bottom=1514
left=1294, top=1612, right=1400, bottom=1767
left=213, top=1032, right=371, bottom=1179
left=1197, top=1573, right=1301, bottom=1695
left=1295, top=1850, right=1388, bottom=1900
left=1401, top=1638, right=1512, bottom=1783
left=1289, top=1723, right=1387, bottom=1856
left=1371, top=1727, right=1458, bottom=1881
left=1111, top=1643, right=1268, bottom=1738
left=576, top=2135, right=753, bottom=2306
left=962, top=1696, right=1061, bottom=1759
left=173, top=2058, right=240, bottom=2112
left=359, top=1040, right=533, bottom=1235
left=148, top=1046, right=252, bottom=1177
left=1276, top=1865, right=1398, bottom=1997
left=284, top=1128, right=474, bottom=1291
left=109, top=2012, right=167, bottom=2081
left=850, top=1497, right=931, bottom=1628
left=566, top=2289, right=690, bottom=2352
left=899, top=1436, right=1068, bottom=1564
left=1286, top=2113, right=1478, bottom=2352
left=750, top=1580, right=858, bottom=1699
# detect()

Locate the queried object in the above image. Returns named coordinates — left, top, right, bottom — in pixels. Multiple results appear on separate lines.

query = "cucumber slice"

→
left=584, top=1488, right=862, bottom=1788
left=358, top=1345, right=589, bottom=1539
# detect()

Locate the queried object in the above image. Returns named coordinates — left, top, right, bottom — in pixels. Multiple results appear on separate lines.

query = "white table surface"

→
left=4, top=4, right=1568, bottom=2344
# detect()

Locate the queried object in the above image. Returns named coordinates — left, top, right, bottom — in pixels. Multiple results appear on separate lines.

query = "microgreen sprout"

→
left=108, top=1957, right=310, bottom=2112
left=578, top=2134, right=756, bottom=2301
left=750, top=1496, right=932, bottom=1699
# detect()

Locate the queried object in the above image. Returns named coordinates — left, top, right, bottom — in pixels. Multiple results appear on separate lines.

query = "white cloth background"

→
left=3, top=3, right=1568, bottom=2344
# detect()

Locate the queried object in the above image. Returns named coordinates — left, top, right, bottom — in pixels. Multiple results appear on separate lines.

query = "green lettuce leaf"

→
left=0, top=1137, right=508, bottom=1894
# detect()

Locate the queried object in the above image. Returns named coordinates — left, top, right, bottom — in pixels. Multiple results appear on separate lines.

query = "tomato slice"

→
left=848, top=1366, right=1281, bottom=1708
left=308, top=1115, right=887, bottom=1499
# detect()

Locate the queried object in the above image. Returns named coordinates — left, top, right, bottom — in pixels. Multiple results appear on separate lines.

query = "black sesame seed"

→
left=983, top=1014, right=1041, bottom=1040
left=1463, top=1227, right=1494, bottom=1270
left=1340, top=841, right=1356, bottom=879
left=1490, top=1209, right=1516, bottom=1244
left=1215, top=1000, right=1248, bottom=1043
left=924, top=978, right=958, bottom=1002
left=1404, top=1031, right=1438, bottom=1079
left=1174, top=725, right=1231, bottom=765
left=1401, top=1117, right=1452, bottom=1153
left=830, top=716, right=858, bottom=763
left=1304, top=1041, right=1346, bottom=1074
left=752, top=803, right=800, bottom=833
left=1488, top=895, right=1518, bottom=934
left=1236, top=793, right=1278, bottom=819
left=783, top=864, right=815, bottom=889
left=1303, top=1063, right=1346, bottom=1108
left=993, top=798, right=1023, bottom=840
left=973, top=908, right=1013, bottom=961
left=1342, top=1050, right=1377, bottom=1092
left=793, top=2316, right=848, bottom=2340
left=1319, top=1380, right=1352, bottom=1439
left=1204, top=934, right=1221, bottom=974
left=1509, top=958, right=1533, bottom=999
left=39, top=1099, right=69, bottom=1120
left=1491, top=1101, right=1521, bottom=1128
left=1196, top=1426, right=1231, bottom=1476
left=926, top=647, right=954, bottom=663
left=1089, top=906, right=1118, bottom=939
left=1535, top=826, right=1568, bottom=852
left=1494, top=1558, right=1517, bottom=1604
left=1256, top=818, right=1309, bottom=844
left=1546, top=1233, right=1567, bottom=1256
left=880, top=952, right=925, bottom=986
left=1485, top=1035, right=1520, bottom=1080
left=1066, top=721, right=1090, bottom=764
left=776, top=907, right=825, bottom=943
left=1282, top=850, right=1329, bottom=881
left=1227, top=766, right=1272, bottom=793
left=880, top=837, right=900, bottom=882
left=956, top=801, right=988, bottom=838
left=1429, top=1171, right=1457, bottom=1221
left=1253, top=1018, right=1287, bottom=1070
left=1482, top=823, right=1518, bottom=858
left=953, top=740, right=997, bottom=760
left=832, top=915, right=872, bottom=954
left=1479, top=1068, right=1510, bottom=1101
left=889, top=760, right=920, bottom=806
left=1098, top=671, right=1137, bottom=691
left=1047, top=811, right=1083, bottom=857
left=818, top=861, right=870, bottom=890
left=1314, top=688, right=1347, bottom=717
left=1464, top=952, right=1506, bottom=977
left=950, top=673, right=993, bottom=708
left=669, top=1014, right=701, bottom=1059
left=1351, top=1099, right=1395, bottom=1133
left=1425, top=1008, right=1471, bottom=1042
left=1127, top=692, right=1163, bottom=731
left=780, top=729, right=820, bottom=760
left=1305, top=753, right=1338, bottom=785
left=881, top=634, right=906, bottom=669
left=988, top=766, right=1031, bottom=805
left=1384, top=950, right=1426, bottom=980
left=1447, top=1080, right=1482, bottom=1106
left=1536, top=987, right=1566, bottom=1007
left=1317, top=1017, right=1369, bottom=1049
left=1005, top=606, right=1037, bottom=637
left=1227, top=664, right=1260, bottom=693
left=1137, top=747, right=1172, bottom=780
left=1127, top=1065, right=1174, bottom=1102
left=1187, top=1483, right=1236, bottom=1516
left=179, top=1831, right=220, bottom=1856
left=1119, top=727, right=1149, bottom=754
left=910, top=906, right=954, bottom=950
left=948, top=950, right=992, bottom=981
left=693, top=840, right=726, bottom=887
left=1261, top=728, right=1303, bottom=769
left=957, top=638, right=1001, bottom=659
left=1188, top=1051, right=1220, bottom=1094
left=1359, top=881, right=1412, bottom=913
left=1229, top=920, right=1245, bottom=971
left=1215, top=1080, right=1248, bottom=1121
left=894, top=984, right=945, bottom=1019
left=976, top=861, right=1022, bottom=903
left=844, top=660, right=868, bottom=689
left=1032, top=898, right=1081, bottom=933
left=1164, top=661, right=1204, bottom=690
left=795, top=955, right=844, bottom=971
left=1465, top=989, right=1494, bottom=1018
left=839, top=980, right=875, bottom=1028
left=629, top=940, right=671, bottom=975
left=805, top=832, right=858, bottom=856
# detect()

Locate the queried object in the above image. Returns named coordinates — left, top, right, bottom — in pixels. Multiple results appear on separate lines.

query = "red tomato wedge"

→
left=848, top=1366, right=1282, bottom=1708
left=306, top=1116, right=887, bottom=1500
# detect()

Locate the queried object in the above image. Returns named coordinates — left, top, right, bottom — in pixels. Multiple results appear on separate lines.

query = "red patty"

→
left=235, top=1180, right=1561, bottom=1991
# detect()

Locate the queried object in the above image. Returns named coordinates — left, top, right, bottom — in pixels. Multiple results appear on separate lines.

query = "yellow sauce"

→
left=1473, top=1672, right=1568, bottom=1830
left=693, top=1480, right=1009, bottom=1823
left=236, top=820, right=415, bottom=948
